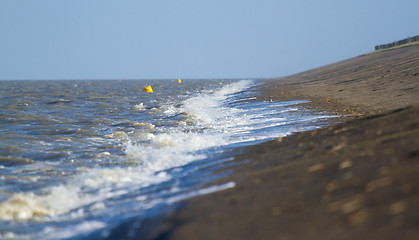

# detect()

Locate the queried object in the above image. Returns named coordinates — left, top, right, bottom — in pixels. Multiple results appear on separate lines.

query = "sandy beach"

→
left=108, top=45, right=419, bottom=239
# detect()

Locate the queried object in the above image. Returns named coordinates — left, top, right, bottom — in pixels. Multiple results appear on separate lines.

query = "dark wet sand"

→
left=110, top=45, right=419, bottom=239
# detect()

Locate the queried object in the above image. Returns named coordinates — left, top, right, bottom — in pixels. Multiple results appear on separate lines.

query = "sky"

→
left=0, top=0, right=418, bottom=80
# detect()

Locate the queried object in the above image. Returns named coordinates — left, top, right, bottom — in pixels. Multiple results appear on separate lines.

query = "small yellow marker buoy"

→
left=142, top=85, right=153, bottom=93
left=177, top=78, right=182, bottom=83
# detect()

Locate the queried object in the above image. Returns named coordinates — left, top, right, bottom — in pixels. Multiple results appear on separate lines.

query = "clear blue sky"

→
left=0, top=0, right=418, bottom=80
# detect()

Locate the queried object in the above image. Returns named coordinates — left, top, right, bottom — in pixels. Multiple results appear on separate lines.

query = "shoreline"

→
left=108, top=45, right=419, bottom=239
left=258, top=44, right=419, bottom=118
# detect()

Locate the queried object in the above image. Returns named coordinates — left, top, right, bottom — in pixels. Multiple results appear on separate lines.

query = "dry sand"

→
left=109, top=45, right=419, bottom=240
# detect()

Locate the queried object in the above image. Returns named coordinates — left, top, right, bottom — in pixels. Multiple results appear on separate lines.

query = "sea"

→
left=0, top=79, right=333, bottom=239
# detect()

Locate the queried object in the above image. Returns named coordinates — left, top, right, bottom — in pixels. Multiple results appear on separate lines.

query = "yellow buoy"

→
left=142, top=85, right=153, bottom=93
left=177, top=78, right=182, bottom=83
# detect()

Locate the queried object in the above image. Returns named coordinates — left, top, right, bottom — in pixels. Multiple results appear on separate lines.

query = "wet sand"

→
left=109, top=45, right=419, bottom=239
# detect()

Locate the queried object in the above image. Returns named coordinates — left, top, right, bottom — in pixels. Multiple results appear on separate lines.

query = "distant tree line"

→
left=375, top=35, right=419, bottom=51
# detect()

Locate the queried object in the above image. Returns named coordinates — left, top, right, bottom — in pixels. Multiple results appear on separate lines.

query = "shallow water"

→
left=0, top=79, right=332, bottom=239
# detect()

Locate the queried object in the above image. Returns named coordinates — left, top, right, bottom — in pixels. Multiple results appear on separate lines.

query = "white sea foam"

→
left=41, top=221, right=106, bottom=240
left=133, top=102, right=146, bottom=111
left=0, top=165, right=172, bottom=221
left=180, top=81, right=250, bottom=126
left=166, top=181, right=236, bottom=204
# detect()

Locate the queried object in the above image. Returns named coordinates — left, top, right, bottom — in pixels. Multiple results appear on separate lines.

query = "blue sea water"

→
left=0, top=79, right=332, bottom=239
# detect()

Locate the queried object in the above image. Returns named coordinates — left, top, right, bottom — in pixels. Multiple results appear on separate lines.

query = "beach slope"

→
left=114, top=45, right=419, bottom=240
